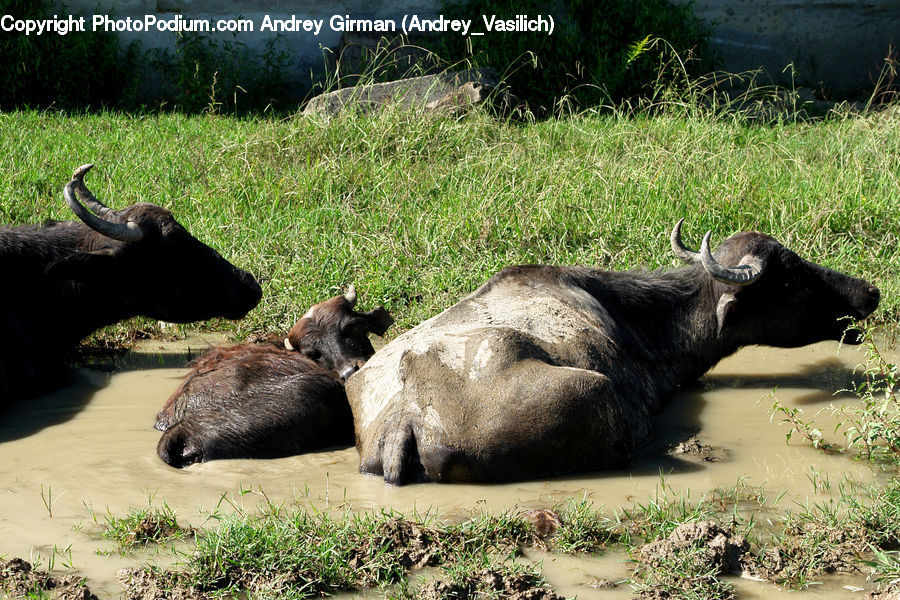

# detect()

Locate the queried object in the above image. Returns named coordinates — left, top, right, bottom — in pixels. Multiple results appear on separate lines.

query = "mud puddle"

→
left=0, top=339, right=893, bottom=598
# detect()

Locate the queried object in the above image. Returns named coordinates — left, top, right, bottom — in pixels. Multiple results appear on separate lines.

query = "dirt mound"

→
left=370, top=517, right=443, bottom=568
left=639, top=521, right=749, bottom=574
left=417, top=568, right=562, bottom=600
left=670, top=436, right=730, bottom=463
left=866, top=582, right=900, bottom=599
left=523, top=509, right=562, bottom=538
left=117, top=568, right=203, bottom=600
left=635, top=521, right=749, bottom=599
left=744, top=520, right=861, bottom=583
left=0, top=558, right=97, bottom=600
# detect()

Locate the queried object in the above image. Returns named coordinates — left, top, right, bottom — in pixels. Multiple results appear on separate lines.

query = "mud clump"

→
left=523, top=509, right=562, bottom=538
left=744, top=521, right=861, bottom=584
left=866, top=582, right=900, bottom=599
left=126, top=514, right=186, bottom=546
left=635, top=521, right=749, bottom=599
left=639, top=521, right=748, bottom=574
left=417, top=568, right=562, bottom=600
left=635, top=518, right=866, bottom=595
left=117, top=568, right=203, bottom=600
left=0, top=558, right=97, bottom=600
left=368, top=517, right=443, bottom=569
left=671, top=436, right=729, bottom=463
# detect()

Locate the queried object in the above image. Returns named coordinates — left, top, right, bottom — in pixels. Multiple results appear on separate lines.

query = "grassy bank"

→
left=24, top=476, right=897, bottom=600
left=0, top=104, right=898, bottom=340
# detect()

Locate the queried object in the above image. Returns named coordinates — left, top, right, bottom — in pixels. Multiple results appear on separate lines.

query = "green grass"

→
left=123, top=506, right=548, bottom=599
left=101, top=502, right=193, bottom=551
left=0, top=103, right=897, bottom=343
left=42, top=475, right=900, bottom=599
left=553, top=497, right=620, bottom=553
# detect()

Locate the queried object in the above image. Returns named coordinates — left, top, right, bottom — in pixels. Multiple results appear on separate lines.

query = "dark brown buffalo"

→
left=0, top=164, right=262, bottom=403
left=155, top=288, right=392, bottom=467
left=346, top=220, right=880, bottom=485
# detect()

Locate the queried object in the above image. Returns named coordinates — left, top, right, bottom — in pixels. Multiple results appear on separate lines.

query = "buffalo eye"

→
left=303, top=347, right=322, bottom=361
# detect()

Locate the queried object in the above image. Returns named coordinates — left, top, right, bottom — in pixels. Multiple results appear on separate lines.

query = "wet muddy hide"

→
left=155, top=343, right=353, bottom=467
left=155, top=287, right=393, bottom=468
left=347, top=221, right=881, bottom=485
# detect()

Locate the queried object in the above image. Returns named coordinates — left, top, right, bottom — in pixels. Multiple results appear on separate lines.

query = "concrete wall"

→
left=682, top=0, right=899, bottom=96
left=61, top=0, right=898, bottom=97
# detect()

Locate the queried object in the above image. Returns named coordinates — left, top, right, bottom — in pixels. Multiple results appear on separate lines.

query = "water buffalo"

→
left=0, top=164, right=262, bottom=403
left=346, top=221, right=881, bottom=484
left=155, top=287, right=393, bottom=467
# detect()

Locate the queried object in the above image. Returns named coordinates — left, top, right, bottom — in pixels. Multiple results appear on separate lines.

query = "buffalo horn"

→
left=64, top=164, right=144, bottom=242
left=670, top=218, right=700, bottom=263
left=699, top=231, right=763, bottom=286
left=345, top=284, right=357, bottom=307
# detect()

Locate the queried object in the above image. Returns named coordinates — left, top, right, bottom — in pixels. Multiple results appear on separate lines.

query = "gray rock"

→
left=303, top=68, right=510, bottom=117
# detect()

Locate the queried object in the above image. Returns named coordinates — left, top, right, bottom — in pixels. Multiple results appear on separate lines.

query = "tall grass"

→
left=0, top=99, right=897, bottom=341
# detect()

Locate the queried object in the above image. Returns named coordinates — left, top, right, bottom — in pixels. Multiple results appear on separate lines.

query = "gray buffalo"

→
left=0, top=164, right=262, bottom=403
left=156, top=287, right=393, bottom=467
left=346, top=221, right=880, bottom=484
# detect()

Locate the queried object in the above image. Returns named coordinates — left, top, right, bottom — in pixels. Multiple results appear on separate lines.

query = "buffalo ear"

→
left=45, top=249, right=118, bottom=281
left=715, top=292, right=738, bottom=336
left=365, top=307, right=394, bottom=336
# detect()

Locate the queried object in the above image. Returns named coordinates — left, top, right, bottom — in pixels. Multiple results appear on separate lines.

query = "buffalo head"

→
left=671, top=218, right=880, bottom=347
left=56, top=164, right=262, bottom=322
left=284, top=286, right=393, bottom=381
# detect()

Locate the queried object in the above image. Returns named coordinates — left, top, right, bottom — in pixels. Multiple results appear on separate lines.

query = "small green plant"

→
left=769, top=324, right=900, bottom=462
left=744, top=478, right=900, bottom=588
left=865, top=547, right=900, bottom=584
left=553, top=497, right=619, bottom=553
left=619, top=478, right=720, bottom=545
left=631, top=541, right=735, bottom=600
left=102, top=503, right=192, bottom=550
left=180, top=508, right=413, bottom=597
left=39, top=483, right=64, bottom=518
left=447, top=509, right=535, bottom=555
left=768, top=391, right=834, bottom=451
left=842, top=477, right=900, bottom=551
left=837, top=329, right=900, bottom=459
left=806, top=467, right=832, bottom=492
left=45, top=544, right=73, bottom=571
left=760, top=498, right=862, bottom=587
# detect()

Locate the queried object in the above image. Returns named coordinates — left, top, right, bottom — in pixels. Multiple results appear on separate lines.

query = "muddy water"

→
left=0, top=339, right=892, bottom=598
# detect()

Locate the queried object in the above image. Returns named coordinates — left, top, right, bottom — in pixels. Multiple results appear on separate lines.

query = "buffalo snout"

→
left=227, top=268, right=263, bottom=318
left=856, top=283, right=881, bottom=319
left=339, top=362, right=362, bottom=382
